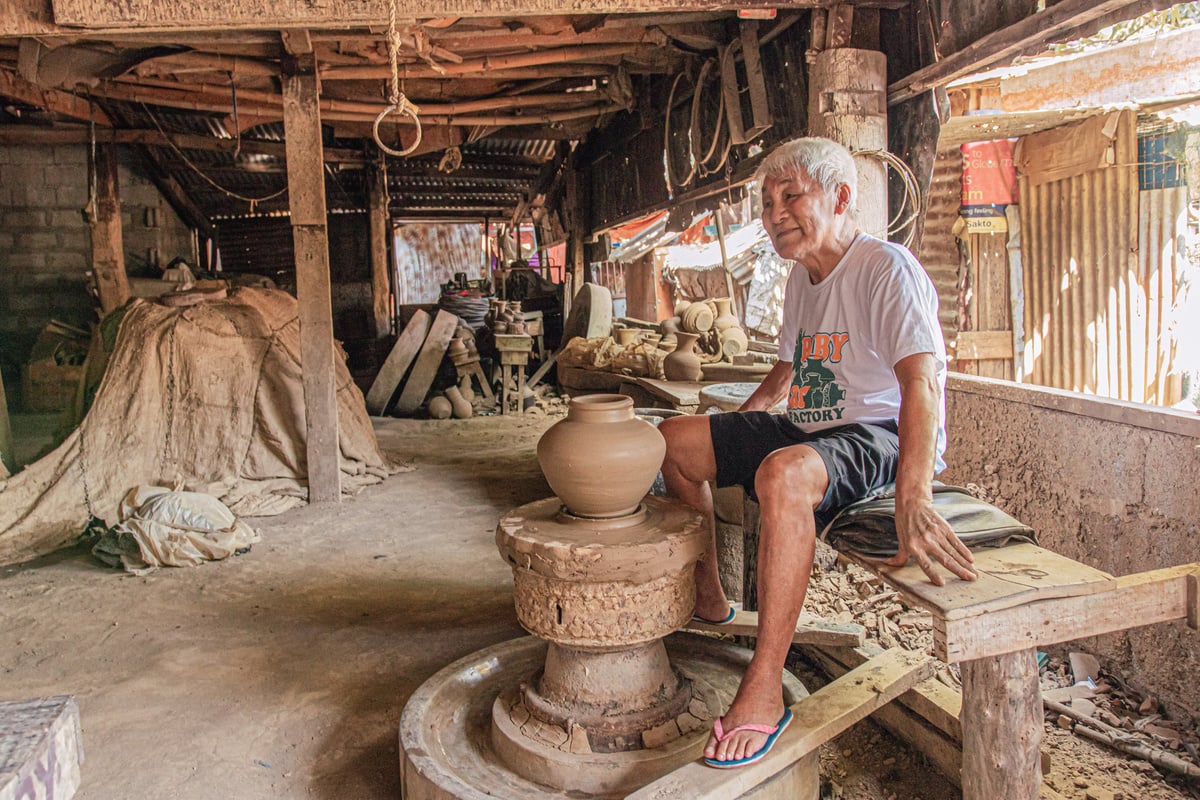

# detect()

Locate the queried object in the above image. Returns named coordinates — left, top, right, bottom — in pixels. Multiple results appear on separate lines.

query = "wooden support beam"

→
left=280, top=28, right=312, bottom=55
left=368, top=162, right=392, bottom=339
left=801, top=643, right=963, bottom=785
left=960, top=648, right=1042, bottom=800
left=887, top=0, right=1145, bottom=106
left=282, top=55, right=340, bottom=505
left=0, top=68, right=110, bottom=125
left=0, top=125, right=367, bottom=164
left=89, top=142, right=130, bottom=314
left=626, top=648, right=934, bottom=800
left=133, top=143, right=214, bottom=237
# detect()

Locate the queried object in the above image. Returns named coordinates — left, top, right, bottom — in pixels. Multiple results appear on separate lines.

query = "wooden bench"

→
left=655, top=495, right=1200, bottom=800
left=837, top=543, right=1199, bottom=799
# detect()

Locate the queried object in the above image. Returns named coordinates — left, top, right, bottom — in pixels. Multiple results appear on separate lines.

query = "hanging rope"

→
left=372, top=0, right=422, bottom=157
left=141, top=102, right=288, bottom=206
left=664, top=70, right=696, bottom=195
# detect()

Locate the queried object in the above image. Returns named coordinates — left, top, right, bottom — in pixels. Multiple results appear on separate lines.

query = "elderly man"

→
left=658, top=137, right=978, bottom=769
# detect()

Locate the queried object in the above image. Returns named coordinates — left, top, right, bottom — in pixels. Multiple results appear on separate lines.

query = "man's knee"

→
left=755, top=447, right=826, bottom=509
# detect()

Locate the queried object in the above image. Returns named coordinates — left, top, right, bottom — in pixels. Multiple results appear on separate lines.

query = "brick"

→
left=48, top=210, right=87, bottom=228
left=43, top=165, right=86, bottom=187
left=17, top=231, right=60, bottom=250
left=8, top=293, right=52, bottom=313
left=55, top=229, right=91, bottom=252
left=44, top=251, right=89, bottom=271
left=4, top=252, right=47, bottom=269
left=52, top=145, right=87, bottom=166
left=2, top=210, right=49, bottom=227
left=55, top=185, right=87, bottom=206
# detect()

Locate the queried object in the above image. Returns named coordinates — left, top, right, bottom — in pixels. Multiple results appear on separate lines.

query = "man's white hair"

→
left=755, top=137, right=858, bottom=215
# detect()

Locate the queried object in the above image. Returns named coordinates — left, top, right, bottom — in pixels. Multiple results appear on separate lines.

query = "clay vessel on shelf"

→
left=445, top=385, right=473, bottom=419
left=720, top=326, right=749, bottom=358
left=614, top=327, right=641, bottom=346
left=659, top=316, right=681, bottom=344
left=448, top=337, right=470, bottom=364
left=428, top=395, right=452, bottom=419
left=712, top=298, right=738, bottom=331
left=680, top=302, right=714, bottom=334
left=536, top=394, right=666, bottom=518
left=663, top=332, right=703, bottom=381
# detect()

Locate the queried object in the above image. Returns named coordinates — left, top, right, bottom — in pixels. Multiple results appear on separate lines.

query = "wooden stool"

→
left=453, top=357, right=494, bottom=404
left=494, top=334, right=532, bottom=415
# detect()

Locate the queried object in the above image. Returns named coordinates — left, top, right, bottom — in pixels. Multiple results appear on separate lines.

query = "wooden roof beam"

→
left=887, top=0, right=1147, bottom=106
left=0, top=68, right=112, bottom=125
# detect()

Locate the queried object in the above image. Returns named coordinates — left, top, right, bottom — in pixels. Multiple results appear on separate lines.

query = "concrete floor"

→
left=2, top=415, right=553, bottom=800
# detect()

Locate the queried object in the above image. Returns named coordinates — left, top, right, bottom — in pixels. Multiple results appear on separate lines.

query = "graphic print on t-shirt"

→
left=788, top=329, right=849, bottom=425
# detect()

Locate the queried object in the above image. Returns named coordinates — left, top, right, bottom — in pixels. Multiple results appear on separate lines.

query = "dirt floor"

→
left=2, top=410, right=1197, bottom=799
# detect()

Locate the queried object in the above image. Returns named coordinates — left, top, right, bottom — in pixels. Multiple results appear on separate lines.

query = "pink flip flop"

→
left=703, top=708, right=794, bottom=769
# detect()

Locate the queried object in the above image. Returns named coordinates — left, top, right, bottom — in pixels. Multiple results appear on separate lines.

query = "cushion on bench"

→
left=820, top=485, right=1037, bottom=559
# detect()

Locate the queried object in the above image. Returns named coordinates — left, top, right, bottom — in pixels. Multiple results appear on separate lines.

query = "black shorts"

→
left=709, top=411, right=900, bottom=529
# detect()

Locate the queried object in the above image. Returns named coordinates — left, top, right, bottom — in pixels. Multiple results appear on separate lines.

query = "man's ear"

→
left=835, top=184, right=852, bottom=214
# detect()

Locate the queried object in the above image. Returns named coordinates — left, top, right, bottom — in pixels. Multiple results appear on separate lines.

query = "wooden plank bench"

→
left=836, top=543, right=1200, bottom=799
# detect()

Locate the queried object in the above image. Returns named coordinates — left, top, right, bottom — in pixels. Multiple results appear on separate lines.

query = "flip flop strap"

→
left=713, top=717, right=779, bottom=742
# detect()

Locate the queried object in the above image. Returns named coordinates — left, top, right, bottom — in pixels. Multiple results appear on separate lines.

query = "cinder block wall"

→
left=0, top=144, right=192, bottom=403
left=941, top=374, right=1200, bottom=721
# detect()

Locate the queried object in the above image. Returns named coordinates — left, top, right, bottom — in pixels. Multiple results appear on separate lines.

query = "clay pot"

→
left=663, top=332, right=703, bottom=381
left=673, top=299, right=692, bottom=316
left=458, top=377, right=475, bottom=404
left=536, top=394, right=666, bottom=518
left=659, top=316, right=681, bottom=344
left=641, top=332, right=662, bottom=348
left=428, top=395, right=452, bottom=419
left=713, top=298, right=738, bottom=331
left=445, top=385, right=473, bottom=419
left=448, top=337, right=470, bottom=365
left=720, top=326, right=749, bottom=358
left=680, top=302, right=714, bottom=334
left=614, top=328, right=641, bottom=346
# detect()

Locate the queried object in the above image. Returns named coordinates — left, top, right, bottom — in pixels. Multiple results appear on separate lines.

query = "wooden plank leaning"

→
left=365, top=309, right=431, bottom=415
left=394, top=310, right=459, bottom=415
left=625, top=647, right=933, bottom=800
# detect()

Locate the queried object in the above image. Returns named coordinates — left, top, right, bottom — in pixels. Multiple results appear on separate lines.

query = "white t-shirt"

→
left=776, top=233, right=947, bottom=469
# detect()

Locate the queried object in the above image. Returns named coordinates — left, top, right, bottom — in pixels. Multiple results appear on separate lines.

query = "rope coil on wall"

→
left=664, top=59, right=731, bottom=196
left=856, top=148, right=923, bottom=249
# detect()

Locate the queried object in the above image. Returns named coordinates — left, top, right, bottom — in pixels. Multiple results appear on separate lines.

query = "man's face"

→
left=760, top=171, right=844, bottom=261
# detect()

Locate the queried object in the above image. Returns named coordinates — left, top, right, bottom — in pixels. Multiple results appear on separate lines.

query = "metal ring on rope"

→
left=373, top=99, right=423, bottom=157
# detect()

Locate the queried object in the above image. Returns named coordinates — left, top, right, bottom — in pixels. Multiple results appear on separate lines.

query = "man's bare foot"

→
left=704, top=680, right=786, bottom=764
left=692, top=596, right=733, bottom=623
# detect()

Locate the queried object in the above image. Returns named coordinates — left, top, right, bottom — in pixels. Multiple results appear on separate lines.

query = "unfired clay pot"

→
left=445, top=385, right=473, bottom=419
left=663, top=332, right=703, bottom=381
left=713, top=297, right=738, bottom=331
left=428, top=395, right=452, bottom=419
left=720, top=326, right=749, bottom=358
left=536, top=394, right=666, bottom=518
left=614, top=327, right=641, bottom=346
left=680, top=302, right=714, bottom=333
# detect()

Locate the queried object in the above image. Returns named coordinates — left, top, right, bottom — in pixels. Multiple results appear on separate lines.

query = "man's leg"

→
left=658, top=414, right=729, bottom=623
left=705, top=443, right=829, bottom=763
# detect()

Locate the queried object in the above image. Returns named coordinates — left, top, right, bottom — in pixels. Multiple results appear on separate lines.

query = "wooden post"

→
left=368, top=160, right=392, bottom=338
left=89, top=142, right=130, bottom=313
left=565, top=158, right=588, bottom=289
left=282, top=55, right=341, bottom=504
left=807, top=48, right=888, bottom=239
left=959, top=648, right=1042, bottom=800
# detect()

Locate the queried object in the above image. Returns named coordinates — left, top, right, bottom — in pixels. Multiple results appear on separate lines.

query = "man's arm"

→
left=886, top=353, right=977, bottom=585
left=738, top=360, right=792, bottom=411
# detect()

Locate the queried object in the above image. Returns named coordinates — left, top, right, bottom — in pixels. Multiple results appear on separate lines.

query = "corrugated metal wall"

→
left=1137, top=185, right=1188, bottom=404
left=917, top=143, right=965, bottom=348
left=393, top=223, right=482, bottom=305
left=1016, top=110, right=1181, bottom=405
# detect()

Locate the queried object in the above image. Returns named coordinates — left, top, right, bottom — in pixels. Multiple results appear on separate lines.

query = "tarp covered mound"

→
left=0, top=287, right=396, bottom=566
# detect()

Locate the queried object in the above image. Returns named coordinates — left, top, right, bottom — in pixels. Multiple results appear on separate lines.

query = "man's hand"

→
left=886, top=496, right=977, bottom=585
